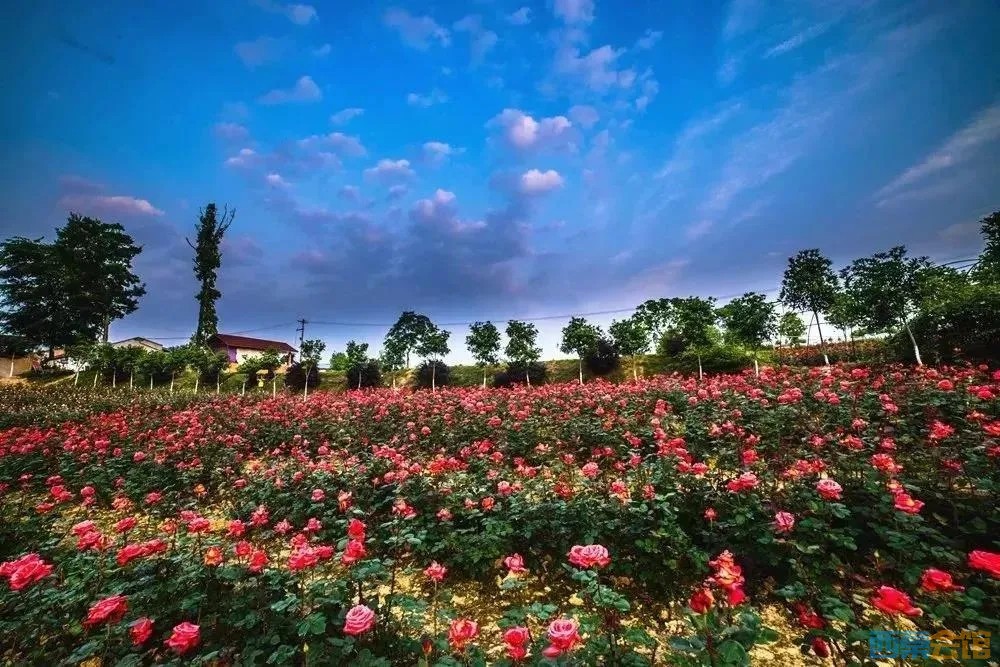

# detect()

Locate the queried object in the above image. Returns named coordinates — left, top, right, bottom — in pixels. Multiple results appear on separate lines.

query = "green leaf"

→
left=298, top=612, right=327, bottom=636
left=717, top=640, right=748, bottom=665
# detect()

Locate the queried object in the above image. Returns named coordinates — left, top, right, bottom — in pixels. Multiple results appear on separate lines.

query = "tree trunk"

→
left=431, top=362, right=436, bottom=392
left=632, top=357, right=638, bottom=381
left=304, top=369, right=309, bottom=399
left=194, top=376, right=199, bottom=394
left=903, top=318, right=923, bottom=366
left=392, top=373, right=397, bottom=390
left=149, top=376, right=153, bottom=390
left=8, top=352, right=14, bottom=378
left=526, top=368, right=531, bottom=387
left=578, top=357, right=583, bottom=385
left=170, top=372, right=175, bottom=395
left=272, top=377, right=277, bottom=397
left=216, top=377, right=220, bottom=394
left=482, top=369, right=487, bottom=388
left=753, top=355, right=759, bottom=377
left=130, top=371, right=134, bottom=390
left=75, top=370, right=80, bottom=386
left=92, top=371, right=98, bottom=389
left=698, top=353, right=703, bottom=381
left=102, top=318, right=110, bottom=343
left=358, top=372, right=362, bottom=390
left=813, top=310, right=830, bottom=366
left=241, top=379, right=246, bottom=396
left=112, top=371, right=116, bottom=389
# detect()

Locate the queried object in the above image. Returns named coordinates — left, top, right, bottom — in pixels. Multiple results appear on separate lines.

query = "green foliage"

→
left=298, top=339, right=325, bottom=371
left=188, top=203, right=234, bottom=346
left=972, top=210, right=1000, bottom=284
left=779, top=248, right=840, bottom=316
left=504, top=320, right=541, bottom=366
left=777, top=312, right=806, bottom=346
left=346, top=359, right=382, bottom=389
left=465, top=321, right=501, bottom=367
left=284, top=362, right=320, bottom=391
left=583, top=336, right=620, bottom=377
left=717, top=292, right=777, bottom=354
left=415, top=325, right=450, bottom=363
left=415, top=360, right=451, bottom=389
left=328, top=351, right=350, bottom=372
left=237, top=348, right=282, bottom=379
left=840, top=246, right=931, bottom=333
left=188, top=347, right=228, bottom=382
left=494, top=360, right=547, bottom=387
left=560, top=317, right=601, bottom=359
left=385, top=311, right=434, bottom=368
left=902, top=283, right=1000, bottom=365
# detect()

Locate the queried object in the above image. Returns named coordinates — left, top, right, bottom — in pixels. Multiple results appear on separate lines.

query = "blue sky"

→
left=1, top=0, right=998, bottom=362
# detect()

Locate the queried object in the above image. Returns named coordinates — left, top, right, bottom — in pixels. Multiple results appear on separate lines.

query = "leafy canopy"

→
left=465, top=321, right=501, bottom=367
left=779, top=249, right=839, bottom=315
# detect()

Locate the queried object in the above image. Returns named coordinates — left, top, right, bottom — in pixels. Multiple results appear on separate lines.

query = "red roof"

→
left=210, top=333, right=297, bottom=353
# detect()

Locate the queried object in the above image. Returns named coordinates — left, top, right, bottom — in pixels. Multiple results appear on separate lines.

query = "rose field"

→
left=1, top=365, right=999, bottom=666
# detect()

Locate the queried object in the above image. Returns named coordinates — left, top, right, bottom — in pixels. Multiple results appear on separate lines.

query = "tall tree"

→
left=187, top=203, right=235, bottom=346
left=609, top=316, right=649, bottom=381
left=670, top=296, right=718, bottom=380
left=55, top=214, right=145, bottom=342
left=379, top=338, right=407, bottom=389
left=504, top=320, right=541, bottom=386
left=840, top=246, right=931, bottom=365
left=0, top=237, right=85, bottom=356
left=345, top=340, right=370, bottom=390
left=385, top=311, right=434, bottom=368
left=416, top=325, right=450, bottom=391
left=560, top=316, right=601, bottom=385
left=777, top=312, right=806, bottom=347
left=633, top=298, right=674, bottom=348
left=328, top=350, right=350, bottom=372
left=466, top=321, right=501, bottom=387
left=779, top=249, right=839, bottom=365
left=298, top=338, right=326, bottom=396
left=973, top=210, right=1000, bottom=284
left=717, top=292, right=777, bottom=375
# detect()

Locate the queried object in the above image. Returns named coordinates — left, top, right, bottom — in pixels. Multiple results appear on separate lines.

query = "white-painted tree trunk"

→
left=578, top=357, right=583, bottom=385
left=216, top=378, right=220, bottom=394
left=754, top=356, right=759, bottom=377
left=194, top=376, right=199, bottom=393
left=149, top=376, right=153, bottom=390
left=526, top=368, right=531, bottom=387
left=74, top=370, right=80, bottom=386
left=904, top=319, right=923, bottom=366
left=8, top=353, right=14, bottom=378
left=632, top=358, right=638, bottom=381
left=272, top=377, right=277, bottom=397
left=241, top=379, right=246, bottom=396
left=304, top=370, right=309, bottom=400
left=170, top=373, right=175, bottom=395
left=112, top=372, right=116, bottom=389
left=130, top=371, right=134, bottom=390
left=431, top=362, right=436, bottom=392
left=92, top=372, right=98, bottom=389
left=698, top=353, right=703, bottom=381
left=482, top=370, right=487, bottom=388
left=813, top=310, right=830, bottom=366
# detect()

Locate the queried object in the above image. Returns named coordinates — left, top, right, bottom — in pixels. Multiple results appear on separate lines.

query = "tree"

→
left=840, top=246, right=932, bottom=365
left=777, top=312, right=806, bottom=347
left=161, top=346, right=192, bottom=394
left=385, top=311, right=434, bottom=368
left=298, top=339, right=326, bottom=396
left=188, top=203, right=234, bottom=346
left=345, top=341, right=370, bottom=390
left=717, top=293, right=777, bottom=375
left=560, top=317, right=601, bottom=384
left=238, top=348, right=282, bottom=389
left=0, top=334, right=30, bottom=379
left=0, top=237, right=90, bottom=357
left=416, top=326, right=450, bottom=391
left=379, top=338, right=406, bottom=389
left=346, top=359, right=382, bottom=390
left=972, top=210, right=1000, bottom=284
left=609, top=316, right=649, bottom=381
left=670, top=296, right=718, bottom=380
left=54, top=214, right=146, bottom=342
left=188, top=347, right=228, bottom=393
left=328, top=351, right=350, bottom=372
left=116, top=346, right=148, bottom=390
left=466, top=321, right=501, bottom=387
left=583, top=337, right=621, bottom=378
left=633, top=298, right=674, bottom=349
left=779, top=249, right=839, bottom=365
left=504, top=320, right=541, bottom=386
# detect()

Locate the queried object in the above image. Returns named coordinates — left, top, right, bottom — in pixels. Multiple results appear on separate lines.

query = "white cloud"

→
left=519, top=169, right=565, bottom=195
left=338, top=185, right=361, bottom=202
left=266, top=172, right=289, bottom=188
left=313, top=43, right=331, bottom=57
left=234, top=36, right=283, bottom=68
left=364, top=159, right=415, bottom=183
left=569, top=104, right=599, bottom=129
left=488, top=108, right=575, bottom=152
left=875, top=102, right=1000, bottom=205
left=225, top=148, right=259, bottom=169
left=296, top=132, right=367, bottom=158
left=764, top=22, right=834, bottom=58
left=59, top=195, right=164, bottom=217
left=553, top=0, right=594, bottom=24
left=453, top=15, right=498, bottom=62
left=384, top=7, right=450, bottom=49
left=407, top=88, right=448, bottom=107
left=330, top=107, right=364, bottom=125
left=507, top=7, right=531, bottom=25
left=554, top=44, right=634, bottom=92
left=213, top=122, right=249, bottom=142
left=422, top=141, right=461, bottom=164
left=635, top=29, right=663, bottom=50
left=387, top=184, right=409, bottom=201
left=258, top=75, right=322, bottom=104
left=252, top=0, right=317, bottom=25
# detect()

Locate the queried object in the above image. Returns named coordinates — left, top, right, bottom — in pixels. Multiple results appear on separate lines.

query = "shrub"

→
left=283, top=362, right=320, bottom=391
left=346, top=360, right=382, bottom=389
left=414, top=360, right=450, bottom=389
left=901, top=285, right=1000, bottom=365
left=494, top=361, right=547, bottom=387
left=583, top=337, right=621, bottom=377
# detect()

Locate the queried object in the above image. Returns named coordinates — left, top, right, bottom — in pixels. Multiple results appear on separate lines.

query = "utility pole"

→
left=296, top=319, right=307, bottom=356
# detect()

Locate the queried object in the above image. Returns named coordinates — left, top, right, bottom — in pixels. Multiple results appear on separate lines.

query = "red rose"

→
left=968, top=550, right=1000, bottom=578
left=689, top=587, right=714, bottom=613
left=165, top=621, right=200, bottom=655
left=568, top=544, right=610, bottom=569
left=816, top=479, right=842, bottom=501
left=504, top=553, right=528, bottom=575
left=811, top=637, right=830, bottom=658
left=773, top=511, right=795, bottom=534
left=248, top=550, right=268, bottom=573
left=503, top=626, right=531, bottom=661
left=130, top=617, right=154, bottom=646
left=2, top=553, right=53, bottom=591
left=920, top=568, right=964, bottom=593
left=893, top=493, right=924, bottom=514
left=871, top=586, right=922, bottom=617
left=341, top=539, right=366, bottom=566
left=424, top=561, right=447, bottom=582
left=343, top=605, right=375, bottom=635
left=448, top=619, right=479, bottom=651
left=84, top=594, right=128, bottom=628
left=347, top=518, right=366, bottom=541
left=543, top=618, right=581, bottom=658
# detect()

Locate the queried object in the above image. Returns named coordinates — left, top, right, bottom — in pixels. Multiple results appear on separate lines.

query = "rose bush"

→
left=0, top=363, right=997, bottom=664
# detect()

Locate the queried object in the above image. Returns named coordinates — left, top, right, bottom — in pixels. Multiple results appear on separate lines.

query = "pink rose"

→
left=568, top=544, right=610, bottom=569
left=343, top=605, right=375, bottom=635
